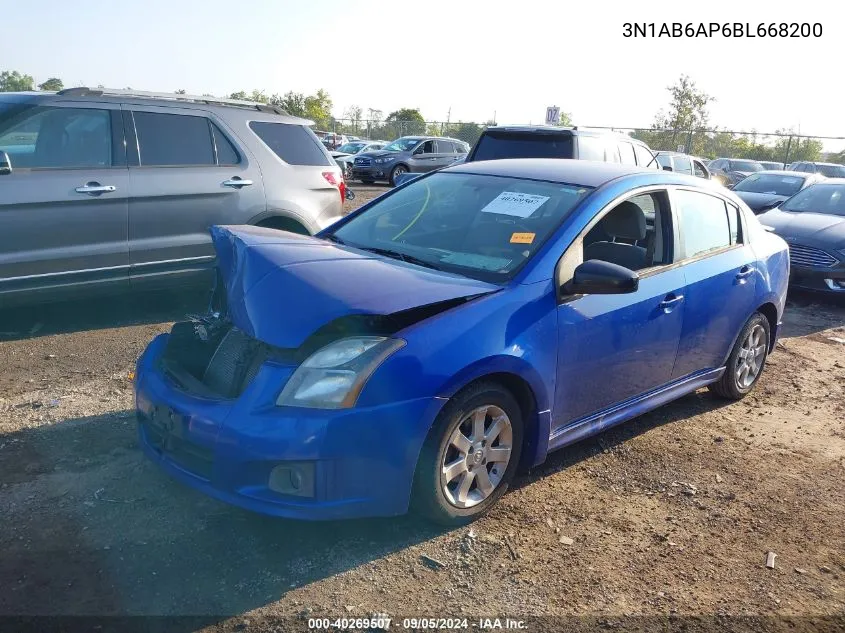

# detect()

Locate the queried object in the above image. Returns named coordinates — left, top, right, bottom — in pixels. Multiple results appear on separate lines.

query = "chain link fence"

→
left=327, top=119, right=845, bottom=164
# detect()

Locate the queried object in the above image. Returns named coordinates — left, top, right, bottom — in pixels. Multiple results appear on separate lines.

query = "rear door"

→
left=0, top=101, right=129, bottom=300
left=433, top=140, right=458, bottom=168
left=125, top=106, right=265, bottom=287
left=670, top=188, right=757, bottom=378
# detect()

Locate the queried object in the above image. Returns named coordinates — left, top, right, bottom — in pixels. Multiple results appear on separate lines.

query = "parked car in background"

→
left=394, top=127, right=660, bottom=187
left=789, top=161, right=845, bottom=178
left=351, top=136, right=468, bottom=185
left=321, top=133, right=348, bottom=150
left=708, top=158, right=765, bottom=187
left=466, top=126, right=659, bottom=168
left=0, top=88, right=347, bottom=307
left=759, top=180, right=845, bottom=294
left=731, top=171, right=824, bottom=214
left=135, top=159, right=788, bottom=524
left=655, top=151, right=711, bottom=179
left=760, top=161, right=785, bottom=170
left=331, top=140, right=388, bottom=178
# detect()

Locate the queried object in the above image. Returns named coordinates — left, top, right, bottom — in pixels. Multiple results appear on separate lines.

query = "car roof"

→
left=809, top=161, right=845, bottom=167
left=754, top=170, right=812, bottom=176
left=804, top=177, right=845, bottom=184
left=446, top=158, right=658, bottom=186
left=482, top=125, right=648, bottom=143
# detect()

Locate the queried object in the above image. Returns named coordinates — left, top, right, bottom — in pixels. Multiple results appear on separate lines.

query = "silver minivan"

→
left=0, top=88, right=346, bottom=307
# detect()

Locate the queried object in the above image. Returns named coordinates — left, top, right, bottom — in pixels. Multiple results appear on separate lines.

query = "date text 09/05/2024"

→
left=623, top=22, right=822, bottom=38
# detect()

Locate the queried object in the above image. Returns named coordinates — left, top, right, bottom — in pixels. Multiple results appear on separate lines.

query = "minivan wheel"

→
left=389, top=165, right=407, bottom=186
left=412, top=382, right=523, bottom=525
left=709, top=312, right=770, bottom=400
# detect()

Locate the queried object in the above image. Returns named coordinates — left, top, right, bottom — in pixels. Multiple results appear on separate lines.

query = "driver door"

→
left=407, top=139, right=438, bottom=173
left=552, top=190, right=686, bottom=432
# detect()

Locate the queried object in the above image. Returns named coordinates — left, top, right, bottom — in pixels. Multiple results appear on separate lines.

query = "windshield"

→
left=336, top=142, right=367, bottom=154
left=729, top=160, right=764, bottom=173
left=329, top=172, right=592, bottom=281
left=471, top=133, right=574, bottom=161
left=780, top=183, right=845, bottom=217
left=384, top=138, right=422, bottom=152
left=733, top=173, right=805, bottom=196
left=815, top=164, right=845, bottom=178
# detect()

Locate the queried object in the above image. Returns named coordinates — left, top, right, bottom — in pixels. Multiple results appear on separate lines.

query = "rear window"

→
left=815, top=164, right=845, bottom=178
left=470, top=132, right=574, bottom=161
left=249, top=121, right=332, bottom=166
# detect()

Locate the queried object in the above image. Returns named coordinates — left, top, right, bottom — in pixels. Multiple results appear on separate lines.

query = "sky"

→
left=3, top=0, right=843, bottom=150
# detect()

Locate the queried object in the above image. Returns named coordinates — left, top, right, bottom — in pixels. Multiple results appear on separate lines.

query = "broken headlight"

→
left=276, top=337, right=405, bottom=409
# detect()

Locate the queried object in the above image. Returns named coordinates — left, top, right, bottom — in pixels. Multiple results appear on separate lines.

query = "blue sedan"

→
left=134, top=159, right=789, bottom=524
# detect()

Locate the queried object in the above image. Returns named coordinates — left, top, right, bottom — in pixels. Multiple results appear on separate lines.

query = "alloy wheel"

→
left=736, top=323, right=767, bottom=389
left=441, top=405, right=513, bottom=508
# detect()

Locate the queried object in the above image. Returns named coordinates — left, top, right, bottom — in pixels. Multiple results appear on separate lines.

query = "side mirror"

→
left=564, top=260, right=639, bottom=295
left=662, top=165, right=673, bottom=171
left=0, top=150, right=11, bottom=175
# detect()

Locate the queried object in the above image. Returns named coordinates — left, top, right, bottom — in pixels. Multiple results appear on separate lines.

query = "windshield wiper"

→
left=323, top=234, right=346, bottom=245
left=359, top=246, right=443, bottom=271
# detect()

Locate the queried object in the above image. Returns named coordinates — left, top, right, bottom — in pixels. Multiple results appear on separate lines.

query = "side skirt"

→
left=548, top=367, right=725, bottom=453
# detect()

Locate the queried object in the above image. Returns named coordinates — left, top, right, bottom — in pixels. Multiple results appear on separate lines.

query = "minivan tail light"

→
left=322, top=170, right=346, bottom=203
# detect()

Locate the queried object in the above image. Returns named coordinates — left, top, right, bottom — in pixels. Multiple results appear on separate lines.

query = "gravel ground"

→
left=1, top=195, right=844, bottom=631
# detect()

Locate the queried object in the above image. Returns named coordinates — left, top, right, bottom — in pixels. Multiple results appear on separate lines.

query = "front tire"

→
left=412, top=382, right=523, bottom=525
left=389, top=164, right=408, bottom=187
left=709, top=312, right=770, bottom=400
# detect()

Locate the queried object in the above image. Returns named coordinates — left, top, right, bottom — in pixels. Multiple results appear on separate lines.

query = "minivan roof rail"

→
left=55, top=87, right=294, bottom=116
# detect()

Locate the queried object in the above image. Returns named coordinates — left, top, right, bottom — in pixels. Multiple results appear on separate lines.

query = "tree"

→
left=275, top=91, right=306, bottom=118
left=0, top=70, right=35, bottom=92
left=304, top=89, right=333, bottom=129
left=175, top=88, right=187, bottom=94
left=228, top=90, right=248, bottom=100
left=343, top=105, right=363, bottom=133
left=38, top=77, right=63, bottom=92
left=637, top=75, right=714, bottom=152
left=385, top=108, right=426, bottom=135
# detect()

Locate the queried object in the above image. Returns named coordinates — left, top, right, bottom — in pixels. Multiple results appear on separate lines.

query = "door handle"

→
left=659, top=294, right=684, bottom=311
left=736, top=265, right=755, bottom=280
left=222, top=177, right=254, bottom=188
left=75, top=183, right=116, bottom=195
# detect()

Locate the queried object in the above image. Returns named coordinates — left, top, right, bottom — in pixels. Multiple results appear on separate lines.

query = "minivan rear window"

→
left=471, top=132, right=574, bottom=161
left=249, top=122, right=332, bottom=166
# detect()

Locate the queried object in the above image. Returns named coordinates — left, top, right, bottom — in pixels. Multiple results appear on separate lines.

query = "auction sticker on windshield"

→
left=481, top=192, right=549, bottom=218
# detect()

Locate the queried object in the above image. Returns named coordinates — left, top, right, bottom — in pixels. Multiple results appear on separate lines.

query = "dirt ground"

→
left=1, top=198, right=844, bottom=631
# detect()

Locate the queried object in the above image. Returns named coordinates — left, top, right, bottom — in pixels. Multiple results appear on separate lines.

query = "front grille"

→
left=141, top=410, right=214, bottom=480
left=202, top=327, right=261, bottom=396
left=788, top=243, right=837, bottom=268
left=355, top=157, right=372, bottom=166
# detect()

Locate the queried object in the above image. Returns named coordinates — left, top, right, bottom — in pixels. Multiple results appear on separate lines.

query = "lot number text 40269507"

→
left=623, top=22, right=822, bottom=38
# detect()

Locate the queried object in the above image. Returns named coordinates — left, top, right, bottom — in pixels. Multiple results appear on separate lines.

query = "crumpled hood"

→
left=759, top=209, right=845, bottom=243
left=209, top=225, right=499, bottom=349
left=357, top=150, right=399, bottom=159
left=734, top=191, right=788, bottom=211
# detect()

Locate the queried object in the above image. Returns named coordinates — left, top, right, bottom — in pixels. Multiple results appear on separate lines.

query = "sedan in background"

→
left=134, top=160, right=788, bottom=524
left=760, top=161, right=785, bottom=171
left=331, top=140, right=388, bottom=179
left=709, top=158, right=765, bottom=187
left=731, top=171, right=824, bottom=213
left=789, top=162, right=845, bottom=178
left=655, top=152, right=711, bottom=179
left=759, top=180, right=845, bottom=294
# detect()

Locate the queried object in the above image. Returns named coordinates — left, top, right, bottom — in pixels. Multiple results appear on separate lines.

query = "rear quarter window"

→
left=249, top=121, right=332, bottom=166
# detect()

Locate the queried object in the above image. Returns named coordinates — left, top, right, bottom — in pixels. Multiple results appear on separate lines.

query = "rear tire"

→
left=412, top=382, right=523, bottom=526
left=709, top=312, right=770, bottom=400
left=256, top=217, right=310, bottom=235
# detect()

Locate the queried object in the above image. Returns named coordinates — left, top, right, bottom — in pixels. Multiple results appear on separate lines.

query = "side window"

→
left=133, top=112, right=215, bottom=166
left=419, top=140, right=435, bottom=153
left=436, top=140, right=454, bottom=154
left=619, top=142, right=637, bottom=165
left=693, top=160, right=707, bottom=178
left=0, top=106, right=112, bottom=169
left=211, top=123, right=240, bottom=165
left=604, top=140, right=621, bottom=163
left=576, top=135, right=604, bottom=161
left=727, top=203, right=742, bottom=244
left=674, top=189, right=732, bottom=258
left=634, top=143, right=655, bottom=168
left=581, top=191, right=672, bottom=271
left=248, top=122, right=332, bottom=166
left=710, top=159, right=723, bottom=171
left=673, top=155, right=693, bottom=175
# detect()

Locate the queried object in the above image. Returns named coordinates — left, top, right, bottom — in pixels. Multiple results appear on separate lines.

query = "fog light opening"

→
left=268, top=463, right=315, bottom=498
left=824, top=278, right=845, bottom=291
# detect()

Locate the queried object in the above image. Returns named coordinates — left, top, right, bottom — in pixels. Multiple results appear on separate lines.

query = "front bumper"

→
left=790, top=263, right=845, bottom=294
left=351, top=165, right=391, bottom=181
left=134, top=334, right=443, bottom=520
